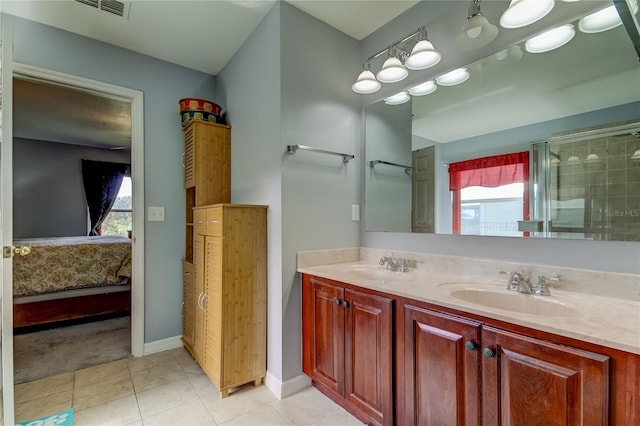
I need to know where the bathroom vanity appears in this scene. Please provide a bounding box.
[299,248,639,426]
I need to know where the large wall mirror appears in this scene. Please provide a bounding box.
[365,1,640,241]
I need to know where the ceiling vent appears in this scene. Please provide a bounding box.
[75,0,130,18]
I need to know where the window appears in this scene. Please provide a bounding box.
[101,176,132,236]
[449,152,529,237]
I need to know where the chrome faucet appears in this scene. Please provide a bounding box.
[379,256,409,272]
[500,271,556,296]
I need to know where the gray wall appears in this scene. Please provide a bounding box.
[217,2,361,384]
[365,100,412,232]
[10,15,217,342]
[13,137,130,238]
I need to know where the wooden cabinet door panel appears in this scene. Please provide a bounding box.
[482,326,610,426]
[302,277,345,396]
[404,305,481,426]
[203,236,223,386]
[344,289,393,426]
[193,235,205,363]
[182,261,195,350]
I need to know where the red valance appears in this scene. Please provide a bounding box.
[449,151,529,191]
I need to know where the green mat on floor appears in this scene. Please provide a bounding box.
[16,408,74,426]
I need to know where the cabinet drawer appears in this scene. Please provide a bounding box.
[206,208,223,236]
[194,209,207,235]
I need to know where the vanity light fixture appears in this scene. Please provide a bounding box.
[376,46,409,83]
[525,24,575,53]
[405,27,441,70]
[436,68,470,86]
[352,62,382,94]
[456,0,499,50]
[384,91,411,105]
[631,149,640,161]
[409,80,437,96]
[500,0,555,29]
[351,26,441,94]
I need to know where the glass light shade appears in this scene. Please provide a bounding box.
[500,0,555,28]
[409,80,437,96]
[376,57,408,83]
[456,14,499,50]
[405,40,441,70]
[384,91,410,105]
[631,149,640,161]
[352,70,381,94]
[579,5,623,33]
[567,155,581,163]
[436,68,470,86]
[584,153,601,164]
[525,24,575,53]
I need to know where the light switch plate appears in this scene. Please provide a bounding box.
[352,204,360,222]
[148,206,165,221]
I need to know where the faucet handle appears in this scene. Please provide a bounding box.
[533,275,558,296]
[500,271,522,291]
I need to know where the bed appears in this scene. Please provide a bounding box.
[12,235,132,329]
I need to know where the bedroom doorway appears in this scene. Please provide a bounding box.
[9,65,145,384]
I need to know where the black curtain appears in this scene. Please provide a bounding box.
[82,159,130,236]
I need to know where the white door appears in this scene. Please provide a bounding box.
[412,146,435,233]
[0,14,15,426]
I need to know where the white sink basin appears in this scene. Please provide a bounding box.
[342,265,414,281]
[436,282,582,318]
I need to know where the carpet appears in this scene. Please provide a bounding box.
[14,316,131,384]
[16,408,74,426]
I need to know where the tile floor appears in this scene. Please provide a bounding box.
[14,347,363,425]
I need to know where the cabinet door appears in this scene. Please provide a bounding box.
[403,305,481,426]
[203,235,223,387]
[182,261,195,351]
[302,276,345,397]
[482,326,610,426]
[344,289,394,426]
[193,234,206,363]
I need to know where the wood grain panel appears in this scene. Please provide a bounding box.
[482,326,610,426]
[190,122,230,206]
[181,260,195,351]
[193,234,205,365]
[345,289,394,426]
[403,305,481,426]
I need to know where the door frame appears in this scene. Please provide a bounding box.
[12,63,145,356]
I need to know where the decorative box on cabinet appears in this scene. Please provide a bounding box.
[302,274,394,426]
[402,304,610,426]
[193,204,267,398]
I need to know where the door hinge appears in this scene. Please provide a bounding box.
[3,246,12,258]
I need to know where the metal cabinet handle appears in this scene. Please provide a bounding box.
[341,300,349,308]
[201,293,208,311]
[209,220,219,224]
[180,302,185,313]
[335,299,341,305]
[197,292,205,311]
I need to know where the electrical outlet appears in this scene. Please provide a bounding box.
[352,204,360,222]
[148,206,165,221]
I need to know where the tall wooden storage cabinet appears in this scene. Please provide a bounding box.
[181,120,267,398]
[193,204,267,398]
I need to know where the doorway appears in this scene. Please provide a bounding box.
[10,64,145,382]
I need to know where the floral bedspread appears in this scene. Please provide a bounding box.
[13,236,132,297]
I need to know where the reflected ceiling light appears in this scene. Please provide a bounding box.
[405,27,441,70]
[384,91,411,105]
[584,153,601,164]
[525,24,575,53]
[376,46,409,83]
[351,62,381,94]
[436,68,470,86]
[456,0,499,50]
[578,5,625,33]
[409,80,437,96]
[631,149,640,161]
[500,0,555,28]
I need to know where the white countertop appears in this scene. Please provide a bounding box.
[297,248,640,356]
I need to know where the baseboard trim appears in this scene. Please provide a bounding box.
[265,371,311,400]
[143,335,183,356]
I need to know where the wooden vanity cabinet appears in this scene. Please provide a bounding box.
[402,304,610,426]
[403,305,482,426]
[302,275,394,426]
[481,326,609,425]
